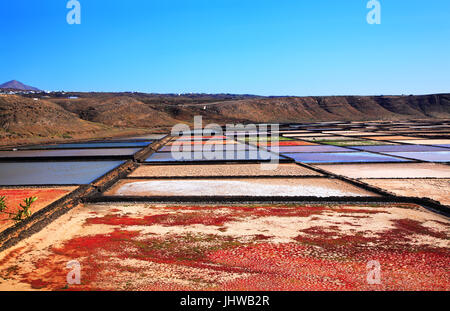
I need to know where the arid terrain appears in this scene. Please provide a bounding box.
[0,119,449,291]
[1,92,449,147]
[1,202,448,291]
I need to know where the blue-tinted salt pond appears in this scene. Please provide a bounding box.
[16,142,152,150]
[158,143,257,152]
[0,148,141,159]
[283,152,410,164]
[270,145,353,153]
[350,145,449,152]
[146,150,284,162]
[0,161,125,185]
[383,151,450,162]
[113,134,166,140]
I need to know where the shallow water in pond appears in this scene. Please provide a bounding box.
[283,152,410,163]
[383,151,450,162]
[350,145,449,152]
[0,148,141,158]
[272,145,353,153]
[0,161,125,185]
[16,142,151,150]
[145,150,283,162]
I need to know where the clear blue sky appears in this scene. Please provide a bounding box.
[1,0,449,96]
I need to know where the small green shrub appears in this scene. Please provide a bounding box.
[0,196,37,223]
[0,196,7,213]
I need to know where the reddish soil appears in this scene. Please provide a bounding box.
[0,203,448,291]
[0,187,76,230]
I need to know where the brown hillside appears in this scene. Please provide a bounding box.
[47,93,450,127]
[52,96,180,128]
[1,92,449,146]
[0,95,132,146]
[212,95,450,123]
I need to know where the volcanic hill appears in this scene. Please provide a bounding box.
[1,91,449,146]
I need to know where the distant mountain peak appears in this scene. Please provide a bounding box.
[0,80,41,91]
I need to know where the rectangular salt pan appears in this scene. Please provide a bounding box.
[130,163,322,177]
[283,152,410,164]
[146,150,283,162]
[281,133,329,137]
[241,136,294,142]
[365,136,420,141]
[158,143,257,152]
[104,178,378,197]
[175,136,227,141]
[271,145,353,153]
[361,179,450,206]
[167,140,238,145]
[350,145,449,152]
[251,141,318,146]
[322,140,395,146]
[301,136,356,142]
[382,151,450,162]
[0,148,141,159]
[0,161,125,186]
[17,142,152,150]
[315,163,450,179]
[393,139,450,145]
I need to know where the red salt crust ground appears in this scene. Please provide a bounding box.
[0,187,77,231]
[0,203,448,291]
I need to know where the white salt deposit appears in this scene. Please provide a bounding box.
[110,179,374,197]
